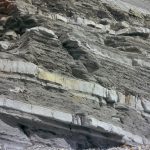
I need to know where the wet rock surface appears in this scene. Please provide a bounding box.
[0,0,150,149]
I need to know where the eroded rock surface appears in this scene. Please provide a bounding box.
[0,0,150,149]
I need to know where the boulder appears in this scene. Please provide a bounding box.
[0,41,10,50]
[4,30,18,40]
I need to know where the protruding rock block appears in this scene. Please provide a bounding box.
[125,94,136,108]
[86,117,145,145]
[47,13,68,23]
[106,90,118,103]
[52,110,72,123]
[56,14,68,23]
[4,30,17,40]
[0,59,38,75]
[142,99,150,114]
[0,41,10,49]
[27,26,58,39]
[118,93,144,111]
[135,97,144,111]
[0,97,148,146]
[93,83,107,98]
[0,97,73,123]
[118,92,126,104]
[116,27,150,37]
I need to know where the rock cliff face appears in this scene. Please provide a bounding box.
[0,0,150,149]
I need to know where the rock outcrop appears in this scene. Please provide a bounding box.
[0,0,150,149]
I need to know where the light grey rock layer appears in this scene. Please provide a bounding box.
[0,58,147,112]
[0,97,149,147]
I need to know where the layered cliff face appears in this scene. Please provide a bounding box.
[0,0,150,149]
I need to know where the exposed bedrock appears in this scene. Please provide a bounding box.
[0,0,150,149]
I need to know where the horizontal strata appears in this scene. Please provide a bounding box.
[42,13,150,38]
[0,97,149,145]
[0,58,150,114]
[102,0,150,15]
[26,25,150,70]
[4,21,150,70]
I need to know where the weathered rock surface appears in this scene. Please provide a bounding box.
[0,0,150,149]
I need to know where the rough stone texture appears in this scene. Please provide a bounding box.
[0,0,150,149]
